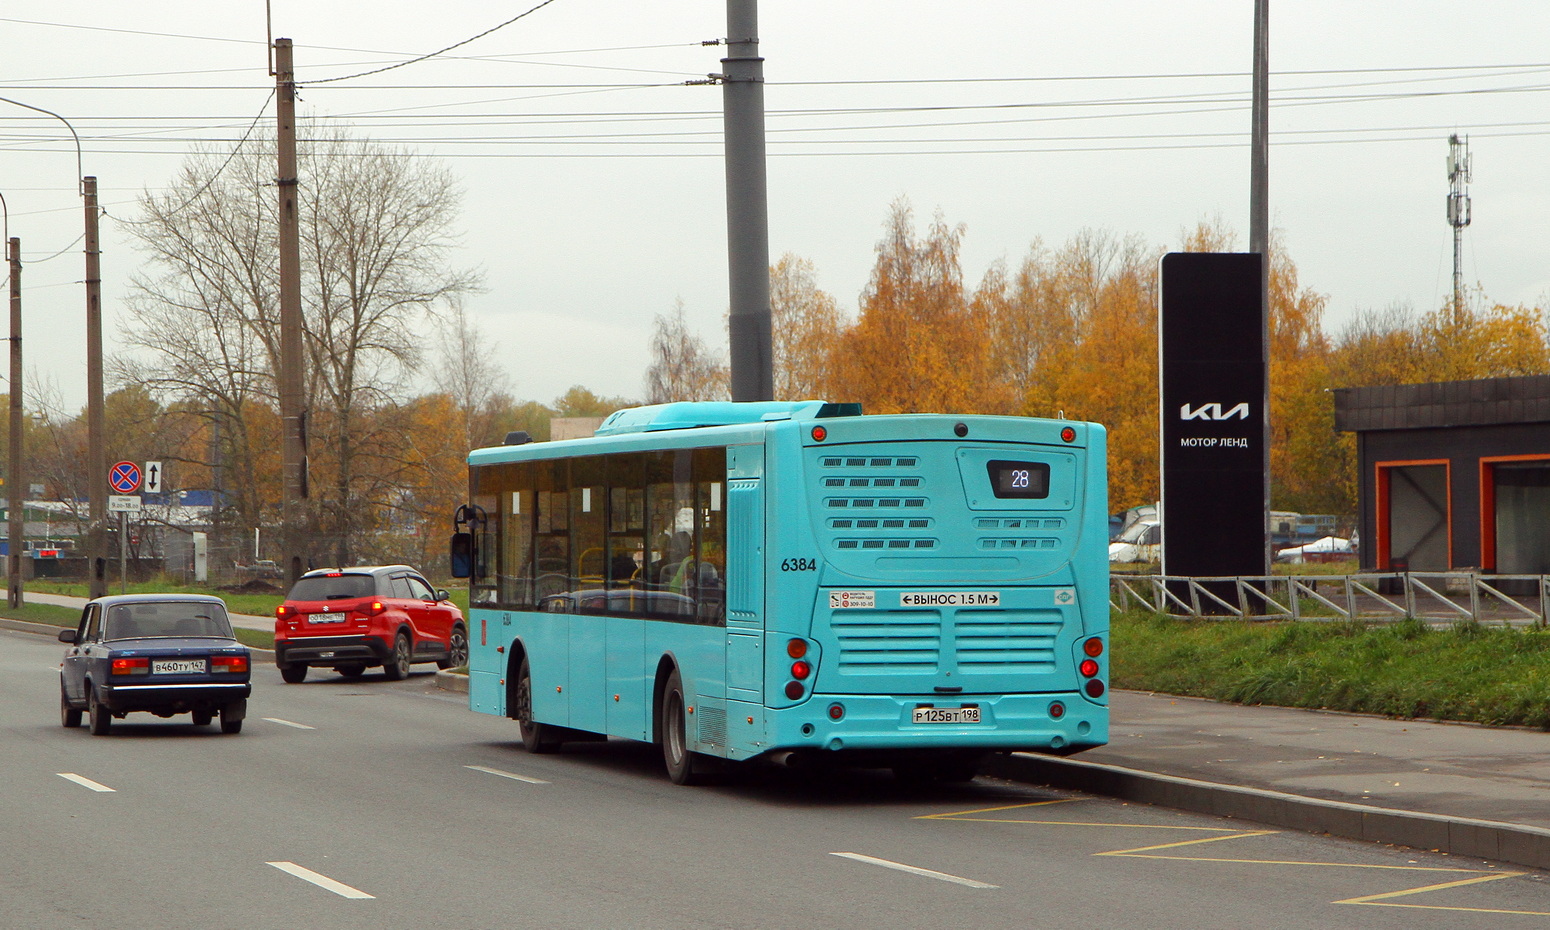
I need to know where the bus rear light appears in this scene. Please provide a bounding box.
[790,660,811,680]
[1085,680,1106,698]
[811,426,827,442]
[1083,637,1104,657]
[111,657,150,676]
[786,638,808,659]
[828,703,845,720]
[1061,426,1076,443]
[1079,659,1099,678]
[784,681,805,700]
[1048,701,1065,719]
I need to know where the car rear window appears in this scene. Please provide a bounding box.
[103,602,234,640]
[287,574,376,601]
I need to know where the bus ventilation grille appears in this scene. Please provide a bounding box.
[696,706,727,748]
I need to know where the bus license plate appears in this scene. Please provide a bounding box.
[913,706,980,725]
[153,659,207,675]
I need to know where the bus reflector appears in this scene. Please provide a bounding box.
[1085,680,1106,698]
[1083,637,1104,657]
[786,638,808,659]
[1049,701,1065,719]
[828,703,845,720]
[784,681,804,700]
[791,661,811,680]
[1080,659,1099,678]
[811,426,827,442]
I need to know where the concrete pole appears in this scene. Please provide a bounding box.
[84,177,107,599]
[275,38,308,584]
[1250,0,1271,574]
[8,236,22,607]
[722,0,774,402]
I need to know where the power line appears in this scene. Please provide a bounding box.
[303,0,567,85]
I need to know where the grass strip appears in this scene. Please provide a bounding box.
[1112,608,1550,729]
[0,599,275,650]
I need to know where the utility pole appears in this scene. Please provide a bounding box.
[84,177,106,599]
[274,38,308,583]
[1447,133,1472,326]
[8,236,21,608]
[1249,0,1271,574]
[721,0,773,402]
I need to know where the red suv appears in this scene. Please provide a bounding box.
[274,565,466,683]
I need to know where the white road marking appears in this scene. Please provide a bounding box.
[262,717,316,730]
[830,852,998,889]
[464,764,549,785]
[266,861,375,899]
[58,773,115,793]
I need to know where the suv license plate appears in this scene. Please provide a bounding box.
[308,616,346,624]
[153,659,207,675]
[913,706,980,725]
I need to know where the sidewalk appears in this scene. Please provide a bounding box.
[22,591,274,632]
[988,689,1550,872]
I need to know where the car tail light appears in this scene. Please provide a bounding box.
[212,655,249,674]
[111,657,149,676]
[1083,637,1104,657]
[358,601,386,617]
[1080,659,1099,678]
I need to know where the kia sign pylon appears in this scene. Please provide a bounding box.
[1159,252,1267,581]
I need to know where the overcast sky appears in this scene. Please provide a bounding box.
[3,1,1548,416]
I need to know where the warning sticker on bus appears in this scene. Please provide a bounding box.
[829,590,876,609]
[899,591,1001,607]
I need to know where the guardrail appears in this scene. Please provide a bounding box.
[1109,571,1550,627]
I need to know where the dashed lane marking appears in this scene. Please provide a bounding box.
[57,773,114,793]
[830,852,998,889]
[266,862,375,899]
[262,717,316,730]
[465,764,549,785]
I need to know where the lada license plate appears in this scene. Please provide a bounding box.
[153,658,207,675]
[913,706,980,725]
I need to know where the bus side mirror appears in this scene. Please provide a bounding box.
[450,532,473,579]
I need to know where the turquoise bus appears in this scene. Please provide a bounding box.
[452,401,1108,784]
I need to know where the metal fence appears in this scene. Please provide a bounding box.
[1110,572,1550,628]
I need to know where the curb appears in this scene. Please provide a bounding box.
[984,752,1550,873]
[0,616,276,659]
[435,669,469,694]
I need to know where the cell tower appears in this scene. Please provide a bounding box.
[1446,134,1472,324]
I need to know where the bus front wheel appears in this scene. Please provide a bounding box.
[516,656,562,754]
[660,669,704,786]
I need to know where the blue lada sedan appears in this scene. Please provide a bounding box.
[59,594,252,735]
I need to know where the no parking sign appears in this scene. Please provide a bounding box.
[109,461,141,494]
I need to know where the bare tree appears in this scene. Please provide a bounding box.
[120,123,482,567]
[643,299,728,404]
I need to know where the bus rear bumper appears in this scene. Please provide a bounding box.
[765,691,1107,755]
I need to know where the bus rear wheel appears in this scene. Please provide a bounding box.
[516,656,562,754]
[660,669,704,786]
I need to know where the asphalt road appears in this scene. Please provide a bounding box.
[5,628,1550,930]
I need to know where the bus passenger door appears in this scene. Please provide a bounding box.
[725,443,765,701]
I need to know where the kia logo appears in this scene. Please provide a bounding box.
[1180,402,1250,421]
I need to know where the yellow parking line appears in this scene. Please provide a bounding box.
[916,799,1076,820]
